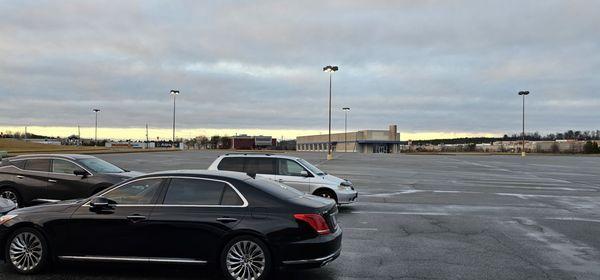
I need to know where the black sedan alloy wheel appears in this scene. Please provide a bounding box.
[222,236,271,280]
[6,228,48,274]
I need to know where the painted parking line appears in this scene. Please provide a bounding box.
[544,217,600,223]
[351,211,450,216]
[343,227,379,231]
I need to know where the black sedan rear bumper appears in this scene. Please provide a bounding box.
[277,228,342,268]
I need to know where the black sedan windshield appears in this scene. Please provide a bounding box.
[79,158,125,174]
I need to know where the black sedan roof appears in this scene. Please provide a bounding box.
[9,154,98,161]
[142,169,253,181]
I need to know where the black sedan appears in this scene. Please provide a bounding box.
[0,154,143,207]
[0,170,342,280]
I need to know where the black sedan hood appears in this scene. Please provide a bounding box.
[104,171,145,182]
[10,199,82,215]
[120,171,145,178]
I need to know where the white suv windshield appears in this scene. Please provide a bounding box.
[297,159,326,176]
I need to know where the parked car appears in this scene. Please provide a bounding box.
[0,154,143,207]
[0,170,342,280]
[208,154,358,205]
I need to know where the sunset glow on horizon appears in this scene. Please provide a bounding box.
[0,126,502,141]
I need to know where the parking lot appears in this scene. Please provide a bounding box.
[2,151,600,279]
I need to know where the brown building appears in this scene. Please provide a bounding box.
[232,135,276,150]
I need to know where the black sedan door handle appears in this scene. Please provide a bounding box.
[217,217,238,223]
[16,175,24,179]
[48,179,57,183]
[127,215,147,222]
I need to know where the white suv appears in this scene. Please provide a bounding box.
[208,154,358,205]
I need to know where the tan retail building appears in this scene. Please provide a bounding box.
[296,125,403,153]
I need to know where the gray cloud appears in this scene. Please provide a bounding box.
[1,0,599,135]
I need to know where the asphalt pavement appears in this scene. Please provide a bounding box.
[2,151,600,279]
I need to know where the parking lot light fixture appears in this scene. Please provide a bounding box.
[323,65,339,160]
[342,107,350,152]
[518,90,530,157]
[92,109,100,146]
[170,90,179,149]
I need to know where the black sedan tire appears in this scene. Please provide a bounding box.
[5,227,49,274]
[221,236,271,280]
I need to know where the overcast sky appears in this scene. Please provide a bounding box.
[1,0,598,139]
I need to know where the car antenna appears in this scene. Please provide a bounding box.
[246,172,256,179]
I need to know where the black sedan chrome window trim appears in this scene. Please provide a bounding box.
[7,157,95,177]
[87,176,249,208]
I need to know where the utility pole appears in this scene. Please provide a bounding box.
[24,126,27,141]
[146,123,149,149]
[77,125,81,146]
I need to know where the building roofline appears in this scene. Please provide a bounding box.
[296,129,398,138]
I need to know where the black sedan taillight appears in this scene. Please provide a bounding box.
[294,214,331,235]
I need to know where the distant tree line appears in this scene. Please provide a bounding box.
[185,135,233,149]
[412,130,600,146]
[583,141,600,154]
[412,137,500,145]
[0,131,54,139]
[502,130,600,141]
[185,136,294,150]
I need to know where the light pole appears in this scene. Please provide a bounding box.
[145,123,149,149]
[342,107,350,152]
[170,90,179,149]
[518,91,530,157]
[93,109,100,146]
[323,65,338,160]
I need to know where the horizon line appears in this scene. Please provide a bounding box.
[0,125,508,141]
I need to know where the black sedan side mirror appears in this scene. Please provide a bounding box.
[89,197,117,213]
[73,169,90,178]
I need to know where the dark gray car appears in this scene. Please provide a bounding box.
[0,154,143,207]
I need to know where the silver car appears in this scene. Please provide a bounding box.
[208,154,358,205]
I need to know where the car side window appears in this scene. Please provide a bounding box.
[278,159,307,177]
[163,178,243,206]
[24,159,50,172]
[9,160,26,169]
[52,159,81,175]
[103,179,163,205]
[218,157,244,172]
[245,158,276,175]
[221,185,244,206]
